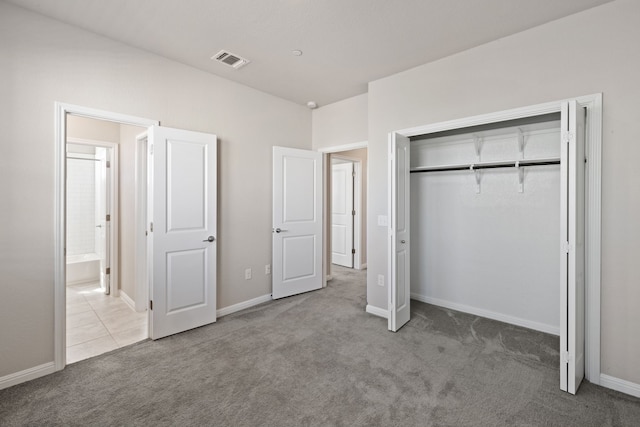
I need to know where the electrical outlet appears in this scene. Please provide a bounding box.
[377,274,384,287]
[245,268,252,280]
[265,264,271,275]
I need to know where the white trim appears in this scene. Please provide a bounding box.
[55,102,158,373]
[583,93,602,385]
[392,93,602,384]
[134,132,149,313]
[119,290,136,311]
[325,275,333,281]
[317,141,368,153]
[360,263,367,270]
[0,362,56,391]
[366,304,388,319]
[599,374,640,399]
[411,293,559,336]
[216,294,273,318]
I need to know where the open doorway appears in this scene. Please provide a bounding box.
[65,115,148,363]
[322,145,368,280]
[55,103,219,370]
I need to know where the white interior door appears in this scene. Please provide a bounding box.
[94,147,110,295]
[331,161,354,268]
[560,100,586,394]
[149,126,217,340]
[272,146,323,299]
[389,132,411,332]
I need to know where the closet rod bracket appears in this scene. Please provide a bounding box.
[470,164,481,194]
[515,161,524,193]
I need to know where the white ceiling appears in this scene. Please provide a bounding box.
[6,0,611,107]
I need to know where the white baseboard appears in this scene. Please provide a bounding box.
[366,304,388,319]
[216,294,272,318]
[600,374,640,399]
[410,293,560,336]
[0,362,56,391]
[119,290,136,311]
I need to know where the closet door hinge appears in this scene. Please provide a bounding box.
[149,144,154,155]
[352,210,356,216]
[149,300,153,310]
[106,160,111,168]
[562,132,573,144]
[352,249,356,254]
[150,222,153,232]
[563,241,571,254]
[561,352,572,363]
[105,267,110,275]
[106,214,110,222]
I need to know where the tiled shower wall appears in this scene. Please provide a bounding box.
[67,157,96,256]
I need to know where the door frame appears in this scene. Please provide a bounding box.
[318,141,368,281]
[54,102,158,371]
[65,137,119,296]
[330,155,363,270]
[389,93,602,385]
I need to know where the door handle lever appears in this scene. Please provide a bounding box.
[203,236,215,242]
[274,228,288,233]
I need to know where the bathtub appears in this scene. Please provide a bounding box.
[66,253,101,286]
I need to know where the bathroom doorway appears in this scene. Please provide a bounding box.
[65,115,148,363]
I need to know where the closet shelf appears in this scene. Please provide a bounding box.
[410,157,560,174]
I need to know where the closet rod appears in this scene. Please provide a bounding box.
[410,157,560,174]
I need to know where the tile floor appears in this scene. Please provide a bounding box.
[66,282,148,364]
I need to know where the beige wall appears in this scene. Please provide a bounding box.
[67,115,120,142]
[312,94,368,150]
[0,2,310,378]
[367,0,640,384]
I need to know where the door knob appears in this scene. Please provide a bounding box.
[203,236,215,242]
[274,228,288,233]
[401,240,406,244]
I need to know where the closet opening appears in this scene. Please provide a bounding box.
[409,113,562,336]
[388,95,602,395]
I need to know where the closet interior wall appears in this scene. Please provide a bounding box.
[409,115,562,335]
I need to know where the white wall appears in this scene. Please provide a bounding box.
[367,0,640,385]
[312,94,368,150]
[0,2,310,379]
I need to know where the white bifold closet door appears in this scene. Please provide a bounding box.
[389,132,411,332]
[560,100,586,395]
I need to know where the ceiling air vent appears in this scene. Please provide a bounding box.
[212,50,250,69]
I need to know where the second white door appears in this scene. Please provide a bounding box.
[331,161,354,268]
[272,146,323,299]
[149,126,217,340]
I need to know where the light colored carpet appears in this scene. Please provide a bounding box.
[1,266,639,426]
